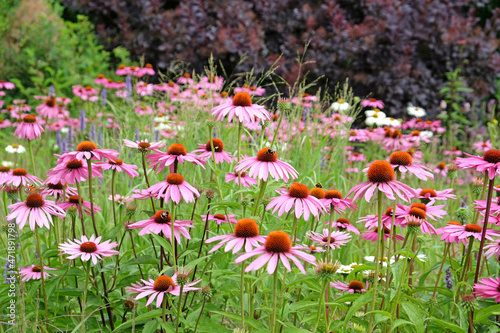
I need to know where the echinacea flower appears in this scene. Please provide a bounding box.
[57,141,118,163]
[210,92,271,123]
[139,173,200,203]
[456,149,500,179]
[59,234,119,265]
[473,277,500,302]
[434,162,448,177]
[357,207,395,229]
[46,159,103,184]
[128,210,194,243]
[14,115,44,140]
[235,231,316,274]
[436,221,466,244]
[205,218,266,254]
[235,148,298,182]
[7,194,66,230]
[307,229,351,249]
[415,188,456,204]
[225,171,258,187]
[200,213,237,225]
[320,190,358,214]
[0,80,15,89]
[361,226,404,242]
[58,196,102,218]
[331,280,368,293]
[40,181,78,200]
[484,239,500,259]
[192,138,233,164]
[146,143,204,173]
[361,98,384,109]
[388,151,433,180]
[95,159,139,178]
[395,202,447,223]
[330,218,360,234]
[123,139,165,152]
[347,160,417,202]
[108,194,134,205]
[439,223,498,243]
[473,140,492,153]
[131,274,201,308]
[0,168,42,187]
[266,182,326,221]
[19,265,56,281]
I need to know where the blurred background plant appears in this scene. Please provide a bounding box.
[0,0,129,105]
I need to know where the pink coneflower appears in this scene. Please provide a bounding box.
[59,234,119,264]
[436,221,465,244]
[128,210,194,242]
[225,171,258,187]
[147,143,204,174]
[235,231,316,274]
[205,218,266,254]
[348,152,366,162]
[123,138,165,152]
[320,190,358,214]
[108,194,134,205]
[234,85,266,96]
[484,240,500,259]
[456,149,500,179]
[0,167,11,179]
[40,181,78,200]
[140,173,200,203]
[347,160,417,202]
[434,162,448,177]
[348,129,369,142]
[266,182,326,221]
[357,208,394,229]
[395,202,447,223]
[192,138,233,164]
[200,213,237,225]
[72,86,98,102]
[0,168,42,187]
[7,193,66,230]
[95,159,139,178]
[440,223,498,243]
[473,140,492,153]
[296,244,326,253]
[361,98,384,109]
[382,129,411,151]
[307,229,351,249]
[330,218,360,234]
[14,115,44,140]
[0,80,15,89]
[473,277,500,302]
[210,92,271,123]
[131,274,201,308]
[19,265,56,281]
[142,64,155,76]
[362,227,404,242]
[177,73,194,85]
[36,97,59,119]
[388,151,433,180]
[444,147,462,157]
[57,141,118,163]
[474,198,500,215]
[415,188,456,203]
[331,280,368,293]
[235,148,298,182]
[0,118,12,128]
[46,159,102,184]
[94,74,107,85]
[58,195,102,217]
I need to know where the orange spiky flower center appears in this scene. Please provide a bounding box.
[348,280,364,292]
[256,148,277,162]
[0,167,10,173]
[337,218,350,225]
[206,139,224,152]
[411,203,427,212]
[69,196,83,204]
[166,173,184,185]
[367,160,395,183]
[47,182,64,190]
[76,141,97,152]
[109,159,123,165]
[389,151,412,166]
[23,115,37,123]
[325,190,342,199]
[12,168,28,176]
[419,188,437,197]
[483,149,500,164]
[26,194,44,208]
[168,143,187,156]
[66,159,83,169]
[310,187,326,199]
[288,183,310,199]
[153,210,171,223]
[409,207,426,220]
[234,218,259,238]
[464,224,482,233]
[437,162,446,170]
[232,92,252,107]
[154,275,175,291]
[265,231,292,253]
[32,266,42,272]
[79,242,97,253]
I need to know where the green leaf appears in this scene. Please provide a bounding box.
[402,302,424,333]
[210,310,264,329]
[282,328,311,333]
[342,292,371,333]
[475,304,500,323]
[113,309,164,332]
[429,317,466,333]
[142,319,159,333]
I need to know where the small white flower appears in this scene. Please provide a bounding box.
[364,110,386,119]
[364,256,395,267]
[420,130,433,138]
[407,104,426,117]
[2,161,14,167]
[331,99,350,112]
[60,127,69,134]
[383,117,402,127]
[5,144,26,154]
[365,116,386,127]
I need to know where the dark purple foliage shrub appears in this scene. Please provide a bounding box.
[64,0,500,117]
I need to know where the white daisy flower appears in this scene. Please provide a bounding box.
[407,104,426,117]
[5,144,26,154]
[331,99,350,112]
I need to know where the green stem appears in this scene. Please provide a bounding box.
[162,295,167,332]
[271,269,279,333]
[171,201,177,269]
[28,140,36,174]
[81,260,92,331]
[291,214,299,246]
[313,280,328,332]
[34,227,49,322]
[86,160,99,235]
[368,190,383,332]
[326,209,334,261]
[253,179,268,216]
[175,285,184,333]
[240,247,246,329]
[74,181,86,234]
[111,169,117,227]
